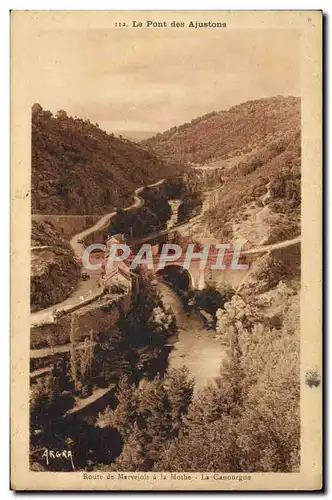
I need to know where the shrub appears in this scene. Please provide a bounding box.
[193,284,234,317]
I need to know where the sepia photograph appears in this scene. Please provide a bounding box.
[10,10,322,490]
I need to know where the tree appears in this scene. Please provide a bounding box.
[32,103,43,115]
[124,269,165,334]
[98,368,194,471]
[111,424,146,471]
[56,109,68,119]
[97,376,139,440]
[155,415,237,472]
[136,376,171,465]
[30,373,74,432]
[177,191,203,223]
[30,374,59,425]
[163,367,194,435]
[193,284,234,319]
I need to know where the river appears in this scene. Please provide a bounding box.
[158,282,225,391]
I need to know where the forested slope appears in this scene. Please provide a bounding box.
[32,104,183,215]
[143,96,300,165]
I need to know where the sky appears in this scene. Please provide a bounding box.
[29,28,300,137]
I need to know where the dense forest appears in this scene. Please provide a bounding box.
[31,104,184,215]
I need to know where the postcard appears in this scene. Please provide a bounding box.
[11,10,322,490]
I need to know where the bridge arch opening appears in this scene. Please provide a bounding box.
[156,264,194,293]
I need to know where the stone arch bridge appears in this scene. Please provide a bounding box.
[125,236,301,292]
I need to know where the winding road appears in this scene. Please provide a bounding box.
[70,178,165,255]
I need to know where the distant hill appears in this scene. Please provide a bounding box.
[120,131,157,142]
[31,105,182,215]
[142,96,300,165]
[142,96,301,245]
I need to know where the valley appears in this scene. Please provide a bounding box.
[30,96,301,474]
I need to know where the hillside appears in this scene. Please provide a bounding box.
[142,96,300,165]
[31,220,80,312]
[31,104,182,215]
[206,126,301,244]
[145,96,301,245]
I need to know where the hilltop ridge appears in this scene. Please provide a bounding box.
[142,96,300,165]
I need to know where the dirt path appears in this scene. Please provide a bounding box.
[30,340,97,359]
[241,236,301,255]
